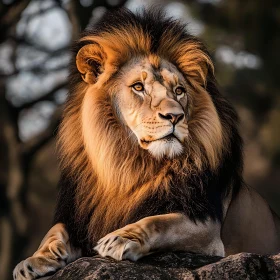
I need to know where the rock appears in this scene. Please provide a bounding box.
[49,252,280,279]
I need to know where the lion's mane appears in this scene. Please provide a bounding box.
[54,9,243,255]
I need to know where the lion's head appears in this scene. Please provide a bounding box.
[57,9,242,247]
[75,13,224,167]
[80,52,192,159]
[104,57,189,159]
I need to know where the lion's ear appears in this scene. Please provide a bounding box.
[76,43,106,84]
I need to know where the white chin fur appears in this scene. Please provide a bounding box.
[148,138,183,159]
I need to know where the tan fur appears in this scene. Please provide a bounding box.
[148,54,161,69]
[187,84,225,170]
[95,213,224,261]
[13,224,81,280]
[60,24,226,243]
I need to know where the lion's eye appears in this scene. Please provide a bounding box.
[132,82,144,92]
[174,86,186,96]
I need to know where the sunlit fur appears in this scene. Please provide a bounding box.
[55,9,243,255]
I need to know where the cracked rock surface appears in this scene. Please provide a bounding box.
[48,252,280,279]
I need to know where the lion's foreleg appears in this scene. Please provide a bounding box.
[95,213,224,261]
[13,223,81,280]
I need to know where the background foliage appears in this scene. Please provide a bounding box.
[0,0,279,279]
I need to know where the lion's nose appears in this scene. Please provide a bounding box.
[158,113,185,125]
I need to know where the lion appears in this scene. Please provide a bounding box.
[13,8,280,280]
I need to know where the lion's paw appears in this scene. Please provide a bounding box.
[13,259,37,280]
[94,231,149,261]
[48,240,69,261]
[13,241,68,280]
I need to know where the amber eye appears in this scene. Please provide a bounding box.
[132,82,144,92]
[175,86,186,96]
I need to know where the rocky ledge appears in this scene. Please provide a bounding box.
[49,252,280,279]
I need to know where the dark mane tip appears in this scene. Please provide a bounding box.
[84,7,193,53]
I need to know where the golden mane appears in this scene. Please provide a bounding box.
[58,9,230,242]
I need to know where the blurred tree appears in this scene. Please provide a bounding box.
[0,1,127,279]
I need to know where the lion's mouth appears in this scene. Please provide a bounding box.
[140,134,179,149]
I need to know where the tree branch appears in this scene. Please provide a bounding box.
[17,82,68,111]
[22,107,62,159]
[0,0,32,42]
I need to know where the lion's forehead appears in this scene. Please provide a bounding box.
[150,81,167,100]
[122,57,184,91]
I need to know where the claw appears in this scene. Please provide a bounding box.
[95,230,149,262]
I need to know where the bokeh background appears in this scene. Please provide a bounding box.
[0,0,279,279]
